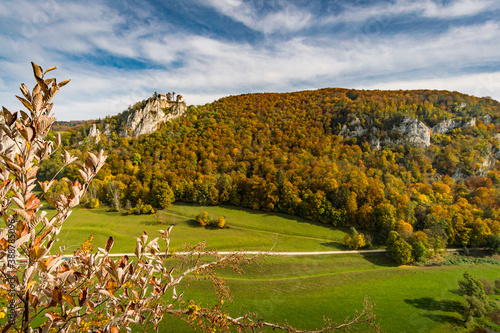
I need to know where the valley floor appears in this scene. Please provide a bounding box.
[59,203,500,332]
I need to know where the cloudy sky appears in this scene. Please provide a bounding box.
[1,0,500,120]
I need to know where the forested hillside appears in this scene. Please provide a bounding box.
[43,88,500,252]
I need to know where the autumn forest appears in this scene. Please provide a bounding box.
[43,88,500,264]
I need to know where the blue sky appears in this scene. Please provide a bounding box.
[1,0,500,120]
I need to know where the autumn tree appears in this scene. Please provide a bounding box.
[343,227,366,250]
[150,179,175,209]
[196,211,211,227]
[458,272,491,323]
[386,231,413,265]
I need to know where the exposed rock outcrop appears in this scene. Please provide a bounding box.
[432,115,492,134]
[432,119,461,134]
[339,116,367,139]
[102,124,111,138]
[393,116,431,148]
[124,98,186,137]
[463,117,476,129]
[340,115,431,148]
[339,124,366,138]
[88,124,101,143]
[483,114,493,125]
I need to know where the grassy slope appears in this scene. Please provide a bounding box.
[54,203,500,332]
[54,203,347,254]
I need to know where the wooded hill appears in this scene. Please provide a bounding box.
[44,88,500,251]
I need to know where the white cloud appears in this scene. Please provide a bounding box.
[1,0,500,120]
[421,0,496,18]
[324,0,498,25]
[201,0,313,34]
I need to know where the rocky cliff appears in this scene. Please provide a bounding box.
[89,96,187,140]
[393,116,431,148]
[124,98,186,137]
[339,114,494,150]
[88,123,101,143]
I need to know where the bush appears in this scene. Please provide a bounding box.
[391,238,413,265]
[411,241,427,263]
[196,211,211,226]
[343,227,366,250]
[386,231,413,265]
[142,203,155,214]
[485,234,500,254]
[216,216,226,229]
[87,198,100,209]
[127,200,155,215]
[195,212,226,229]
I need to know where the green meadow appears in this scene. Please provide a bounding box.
[54,203,500,332]
[53,203,348,254]
[158,255,500,333]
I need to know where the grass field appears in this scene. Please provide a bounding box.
[159,256,500,333]
[53,202,348,254]
[50,203,500,332]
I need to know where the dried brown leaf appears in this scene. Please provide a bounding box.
[20,83,32,101]
[105,236,114,252]
[52,286,62,304]
[16,95,34,112]
[32,92,43,113]
[44,66,58,74]
[62,294,76,307]
[79,288,87,306]
[106,279,118,295]
[32,62,43,78]
[57,79,70,88]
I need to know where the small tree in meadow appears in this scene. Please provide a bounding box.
[216,216,226,229]
[458,272,491,323]
[386,231,413,265]
[343,227,366,250]
[196,211,211,227]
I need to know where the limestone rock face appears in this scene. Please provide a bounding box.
[432,116,492,134]
[432,119,461,134]
[393,116,431,148]
[482,114,493,125]
[339,117,366,138]
[102,124,111,138]
[125,98,186,137]
[340,124,366,138]
[88,124,101,143]
[463,117,476,129]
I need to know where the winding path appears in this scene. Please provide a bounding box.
[58,248,473,258]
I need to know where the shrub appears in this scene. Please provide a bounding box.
[87,198,100,209]
[217,216,226,228]
[127,200,155,215]
[196,211,211,226]
[485,234,500,254]
[386,231,413,265]
[343,227,366,250]
[411,241,427,263]
[391,238,413,265]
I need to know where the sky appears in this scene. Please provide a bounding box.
[1,0,500,121]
